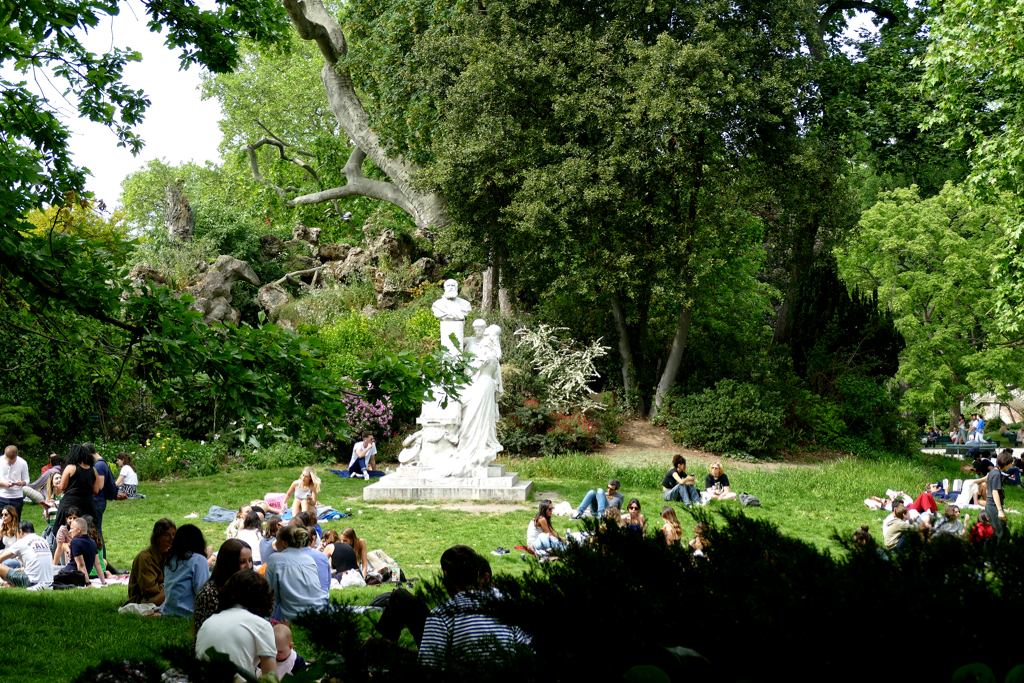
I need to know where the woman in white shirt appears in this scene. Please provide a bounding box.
[284,467,320,517]
[115,453,139,497]
[234,511,265,564]
[195,569,276,679]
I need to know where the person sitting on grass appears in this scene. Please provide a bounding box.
[284,467,321,518]
[225,505,252,540]
[704,461,739,502]
[418,545,532,669]
[51,506,81,567]
[0,521,53,588]
[303,526,331,592]
[997,448,1024,489]
[272,622,307,679]
[661,506,683,546]
[970,512,995,546]
[321,529,356,579]
[235,511,264,565]
[907,484,939,524]
[260,515,283,565]
[127,518,176,605]
[264,525,328,621]
[160,524,211,617]
[349,432,378,480]
[83,515,114,579]
[339,527,368,578]
[931,504,968,538]
[193,538,253,637]
[527,500,566,553]
[195,569,277,680]
[663,455,700,506]
[60,517,106,585]
[689,522,710,557]
[1,504,19,553]
[571,478,624,520]
[621,499,647,535]
[882,504,913,550]
[115,452,138,498]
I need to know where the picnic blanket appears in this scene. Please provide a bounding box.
[202,505,238,523]
[326,468,386,479]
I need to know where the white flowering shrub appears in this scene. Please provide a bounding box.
[514,325,610,412]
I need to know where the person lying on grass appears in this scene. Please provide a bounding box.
[127,518,175,606]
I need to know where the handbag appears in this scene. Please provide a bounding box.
[738,492,761,507]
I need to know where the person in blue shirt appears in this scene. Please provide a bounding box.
[301,525,331,592]
[161,524,211,617]
[265,525,328,620]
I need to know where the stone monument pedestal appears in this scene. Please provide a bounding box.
[363,463,532,502]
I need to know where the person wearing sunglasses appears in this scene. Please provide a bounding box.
[621,499,647,535]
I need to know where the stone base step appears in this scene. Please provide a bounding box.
[391,464,507,479]
[363,477,533,502]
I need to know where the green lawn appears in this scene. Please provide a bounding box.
[4,451,1019,683]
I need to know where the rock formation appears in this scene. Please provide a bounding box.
[165,182,194,242]
[183,255,260,326]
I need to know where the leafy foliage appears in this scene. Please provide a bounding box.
[513,325,609,413]
[0,405,49,451]
[655,379,785,458]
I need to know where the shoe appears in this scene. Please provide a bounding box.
[490,547,510,556]
[570,513,582,520]
[363,471,370,481]
[520,553,527,562]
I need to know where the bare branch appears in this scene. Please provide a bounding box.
[272,265,326,289]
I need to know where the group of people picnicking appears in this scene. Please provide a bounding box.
[523,455,734,559]
[862,448,1022,552]
[0,443,140,590]
[923,412,1021,447]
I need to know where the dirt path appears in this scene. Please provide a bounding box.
[597,419,838,471]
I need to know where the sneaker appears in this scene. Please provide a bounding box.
[570,513,582,520]
[363,471,370,481]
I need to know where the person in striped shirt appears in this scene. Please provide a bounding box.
[417,545,531,669]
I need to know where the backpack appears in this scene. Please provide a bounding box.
[100,460,119,501]
[738,492,761,507]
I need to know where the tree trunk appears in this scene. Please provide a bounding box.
[648,304,693,420]
[281,0,448,229]
[610,295,636,399]
[497,254,513,316]
[165,182,194,242]
[482,266,496,312]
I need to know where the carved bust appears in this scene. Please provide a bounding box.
[431,279,473,321]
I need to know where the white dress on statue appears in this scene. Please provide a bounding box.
[447,343,504,475]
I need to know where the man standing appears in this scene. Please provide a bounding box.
[418,545,531,669]
[572,479,624,520]
[0,521,54,588]
[0,445,29,518]
[85,442,116,557]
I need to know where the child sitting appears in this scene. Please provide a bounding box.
[273,622,306,678]
[969,512,995,545]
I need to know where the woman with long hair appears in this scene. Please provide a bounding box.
[321,529,356,579]
[53,444,101,532]
[193,538,253,636]
[264,526,328,620]
[127,518,176,605]
[160,524,211,617]
[115,452,138,497]
[195,570,277,678]
[0,505,19,550]
[621,498,647,535]
[284,467,321,517]
[260,515,283,564]
[527,499,566,552]
[660,506,683,546]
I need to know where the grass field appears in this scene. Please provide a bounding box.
[3,449,1020,683]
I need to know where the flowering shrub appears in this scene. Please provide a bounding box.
[514,325,610,412]
[314,380,394,460]
[118,431,228,480]
[498,399,604,456]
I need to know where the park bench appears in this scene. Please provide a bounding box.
[943,443,996,457]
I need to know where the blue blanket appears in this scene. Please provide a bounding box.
[326,468,386,479]
[202,505,238,523]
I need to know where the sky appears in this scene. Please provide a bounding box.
[60,0,223,210]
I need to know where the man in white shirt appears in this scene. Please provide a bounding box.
[0,445,29,518]
[0,521,54,588]
[348,432,377,481]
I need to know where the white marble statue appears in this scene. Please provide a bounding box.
[446,325,504,475]
[431,279,473,321]
[463,318,487,356]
